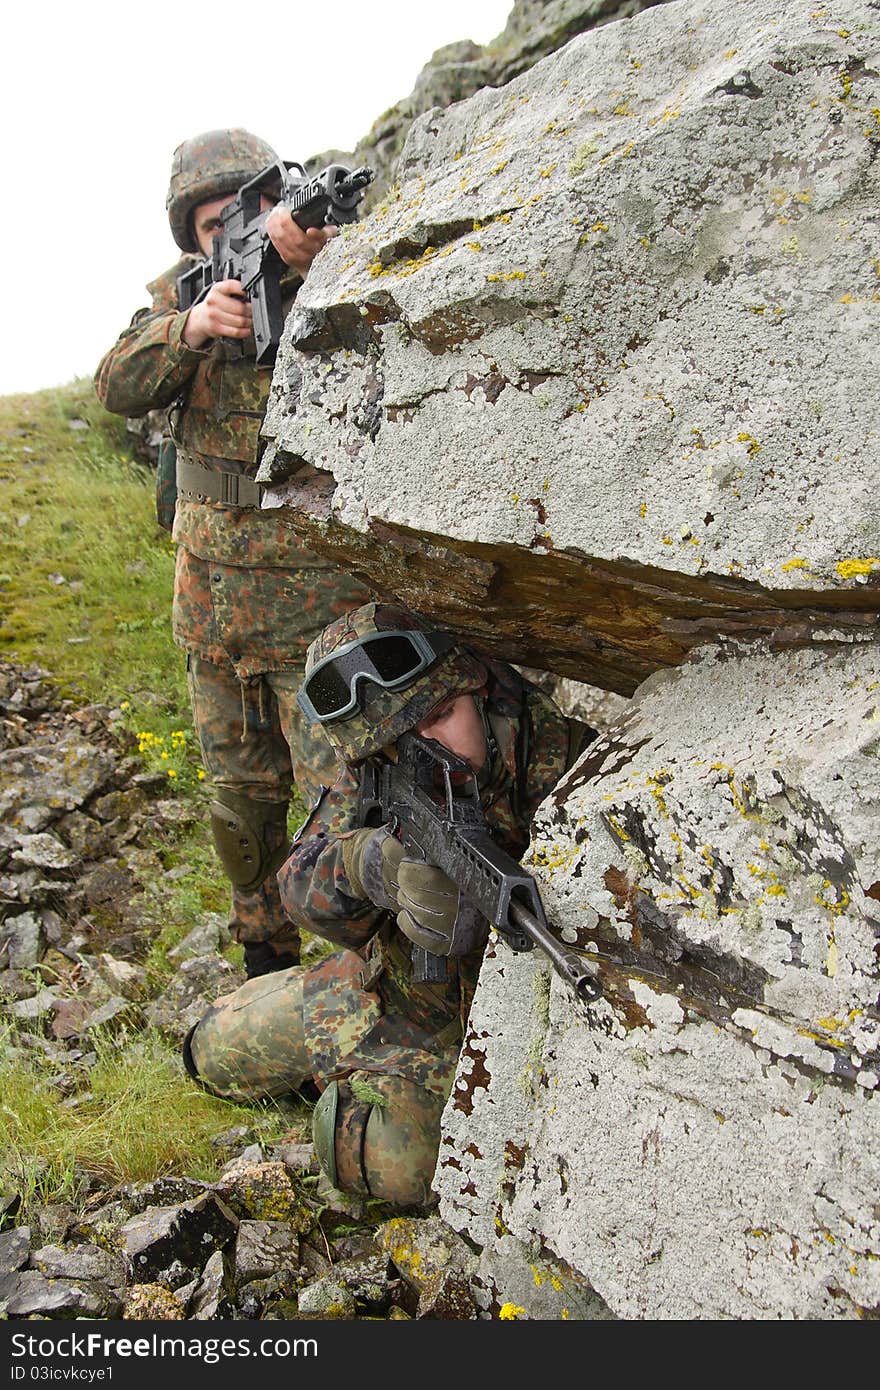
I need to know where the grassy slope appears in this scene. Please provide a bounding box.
[0,382,184,712]
[0,381,307,1215]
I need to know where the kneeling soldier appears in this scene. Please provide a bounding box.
[184,601,596,1205]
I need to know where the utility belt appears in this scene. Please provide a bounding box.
[175,451,264,509]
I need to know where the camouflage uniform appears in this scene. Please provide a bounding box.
[94,130,369,965]
[188,603,595,1204]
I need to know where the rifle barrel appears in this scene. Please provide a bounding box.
[508,901,600,1000]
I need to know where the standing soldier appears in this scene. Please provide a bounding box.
[184,602,597,1205]
[95,129,370,979]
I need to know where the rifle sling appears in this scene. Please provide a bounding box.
[176,452,263,509]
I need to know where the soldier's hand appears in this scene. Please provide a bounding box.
[341,826,405,911]
[266,205,338,277]
[183,280,252,348]
[396,859,490,959]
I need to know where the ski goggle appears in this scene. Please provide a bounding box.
[297,629,456,724]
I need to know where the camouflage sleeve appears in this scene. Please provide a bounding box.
[94,260,209,418]
[277,767,388,952]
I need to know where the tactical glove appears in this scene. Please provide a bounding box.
[342,827,405,911]
[396,859,490,958]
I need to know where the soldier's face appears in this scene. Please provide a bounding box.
[416,694,487,774]
[192,193,277,257]
[192,195,237,257]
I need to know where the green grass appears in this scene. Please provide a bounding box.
[0,1025,303,1216]
[0,380,185,718]
[0,379,315,1223]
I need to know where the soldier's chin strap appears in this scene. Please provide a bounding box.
[476,695,498,792]
[478,697,522,811]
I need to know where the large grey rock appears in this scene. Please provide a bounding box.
[436,639,880,1319]
[261,0,880,688]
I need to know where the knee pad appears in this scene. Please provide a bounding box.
[210,792,289,893]
[312,1073,444,1206]
[185,967,308,1101]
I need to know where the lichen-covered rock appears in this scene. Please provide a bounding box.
[124,1282,188,1319]
[378,1215,479,1318]
[1,911,42,969]
[0,736,115,827]
[436,640,880,1319]
[211,1160,315,1232]
[31,1241,128,1293]
[166,913,231,962]
[95,952,148,1001]
[295,1276,358,1319]
[0,1268,121,1318]
[188,1249,234,1320]
[261,0,880,688]
[10,832,77,871]
[233,1219,301,1285]
[338,0,667,212]
[0,1226,30,1277]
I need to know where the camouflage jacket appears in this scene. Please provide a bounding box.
[277,657,594,1041]
[94,257,327,573]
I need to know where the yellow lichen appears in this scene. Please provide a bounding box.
[736,432,762,457]
[499,1303,526,1320]
[835,557,880,579]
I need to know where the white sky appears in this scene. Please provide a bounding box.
[1,1,513,397]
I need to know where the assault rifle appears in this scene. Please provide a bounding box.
[358,732,600,999]
[177,160,374,366]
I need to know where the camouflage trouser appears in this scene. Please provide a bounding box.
[187,653,340,949]
[186,949,458,1206]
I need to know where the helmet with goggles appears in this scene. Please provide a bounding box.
[298,602,487,763]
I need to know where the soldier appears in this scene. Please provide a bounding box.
[184,601,597,1205]
[95,129,370,980]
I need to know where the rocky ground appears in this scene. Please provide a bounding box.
[0,660,485,1321]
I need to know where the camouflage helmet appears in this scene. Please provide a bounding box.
[166,128,280,252]
[300,602,488,764]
